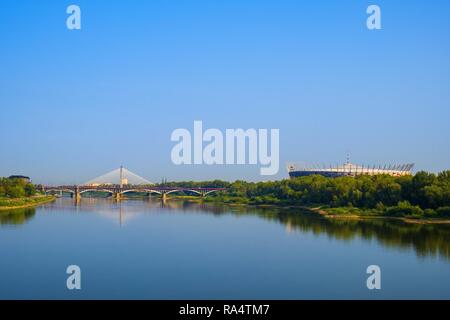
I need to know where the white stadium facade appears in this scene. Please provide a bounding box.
[287,162,414,178]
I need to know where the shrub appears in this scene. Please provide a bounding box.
[436,207,450,217]
[385,201,424,217]
[424,208,438,218]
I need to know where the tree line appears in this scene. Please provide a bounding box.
[0,177,36,198]
[159,171,450,218]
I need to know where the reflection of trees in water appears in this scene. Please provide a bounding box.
[169,203,450,260]
[0,208,36,225]
[234,208,450,260]
[2,198,449,260]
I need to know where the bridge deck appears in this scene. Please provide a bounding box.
[40,185,226,197]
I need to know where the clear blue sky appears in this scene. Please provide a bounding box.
[1,0,449,184]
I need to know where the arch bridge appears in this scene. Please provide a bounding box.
[40,185,226,200]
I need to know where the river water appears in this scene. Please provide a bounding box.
[1,198,449,299]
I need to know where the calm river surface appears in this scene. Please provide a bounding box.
[1,198,449,299]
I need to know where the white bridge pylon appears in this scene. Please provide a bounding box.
[83,167,153,186]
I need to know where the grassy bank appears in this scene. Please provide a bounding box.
[309,202,450,221]
[164,196,450,223]
[0,195,56,211]
[306,206,450,224]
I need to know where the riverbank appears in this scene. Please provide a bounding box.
[165,195,450,224]
[0,195,56,211]
[304,206,450,224]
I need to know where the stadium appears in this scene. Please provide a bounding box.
[287,161,414,178]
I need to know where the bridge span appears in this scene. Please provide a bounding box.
[40,185,226,201]
[38,167,226,200]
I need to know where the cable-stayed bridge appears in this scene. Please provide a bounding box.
[84,166,152,187]
[40,166,225,200]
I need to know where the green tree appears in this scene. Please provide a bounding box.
[7,185,25,198]
[24,184,36,197]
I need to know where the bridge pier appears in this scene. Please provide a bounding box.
[74,186,81,201]
[113,188,122,201]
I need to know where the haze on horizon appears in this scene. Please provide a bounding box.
[1,0,449,185]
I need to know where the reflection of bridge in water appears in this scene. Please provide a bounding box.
[38,197,232,226]
[39,166,225,201]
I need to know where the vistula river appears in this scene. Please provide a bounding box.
[1,198,449,299]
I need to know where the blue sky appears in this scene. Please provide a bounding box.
[1,0,449,184]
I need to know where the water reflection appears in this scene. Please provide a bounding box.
[178,203,450,260]
[2,198,450,260]
[255,209,450,260]
[0,207,36,225]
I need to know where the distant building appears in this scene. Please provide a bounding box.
[86,183,113,187]
[8,175,31,183]
[287,162,414,178]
